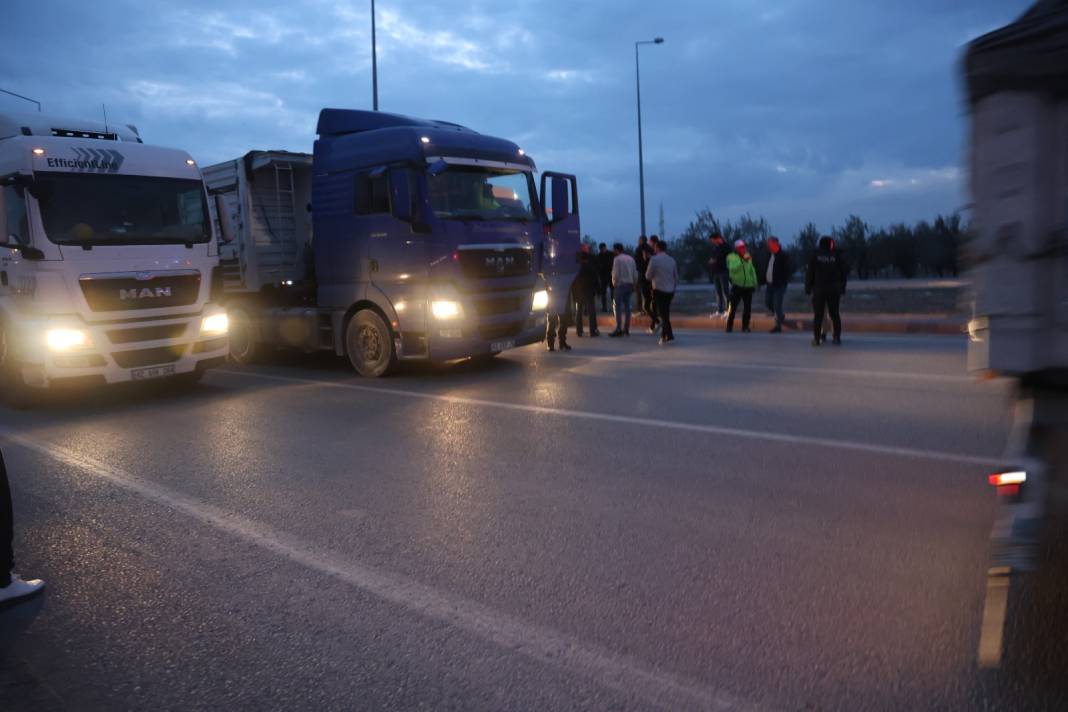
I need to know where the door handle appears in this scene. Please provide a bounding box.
[369,259,379,273]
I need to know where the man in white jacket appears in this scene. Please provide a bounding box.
[609,243,638,337]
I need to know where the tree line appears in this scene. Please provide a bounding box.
[662,210,965,283]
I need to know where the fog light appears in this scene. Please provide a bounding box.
[200,312,230,337]
[532,289,549,311]
[45,328,91,352]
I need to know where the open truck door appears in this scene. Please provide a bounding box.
[539,172,580,313]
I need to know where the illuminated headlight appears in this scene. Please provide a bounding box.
[200,313,230,337]
[531,289,549,311]
[45,328,92,352]
[431,300,463,320]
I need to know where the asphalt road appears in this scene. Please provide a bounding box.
[0,328,1058,710]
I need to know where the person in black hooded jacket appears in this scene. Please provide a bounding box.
[804,236,848,345]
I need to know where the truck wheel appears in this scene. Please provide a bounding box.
[345,310,397,378]
[228,307,260,365]
[0,324,36,409]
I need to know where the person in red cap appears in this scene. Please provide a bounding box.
[725,240,758,333]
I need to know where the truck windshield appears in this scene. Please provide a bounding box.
[34,172,211,246]
[427,167,539,222]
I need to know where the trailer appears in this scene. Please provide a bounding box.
[963,0,1068,669]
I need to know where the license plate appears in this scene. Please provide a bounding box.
[490,339,516,353]
[131,364,176,381]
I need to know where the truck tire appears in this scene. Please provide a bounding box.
[0,324,37,409]
[227,307,260,365]
[345,310,397,378]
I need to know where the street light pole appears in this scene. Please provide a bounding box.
[371,0,379,111]
[634,37,663,238]
[0,88,41,112]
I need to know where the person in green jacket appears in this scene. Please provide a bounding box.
[726,240,758,333]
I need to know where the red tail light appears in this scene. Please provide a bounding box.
[988,471,1026,487]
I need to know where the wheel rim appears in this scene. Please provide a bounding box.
[358,324,382,364]
[229,313,251,360]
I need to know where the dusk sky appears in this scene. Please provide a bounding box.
[4,0,1031,243]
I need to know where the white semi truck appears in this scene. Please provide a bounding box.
[0,112,229,406]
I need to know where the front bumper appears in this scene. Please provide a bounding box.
[12,310,229,388]
[425,315,546,361]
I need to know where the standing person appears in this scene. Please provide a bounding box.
[573,251,600,337]
[762,236,791,333]
[596,243,614,313]
[545,286,572,352]
[609,242,638,337]
[634,235,654,317]
[725,240,758,333]
[0,448,46,604]
[805,236,848,346]
[645,240,678,344]
[646,235,662,329]
[707,232,731,316]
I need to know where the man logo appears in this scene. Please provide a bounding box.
[119,287,172,300]
[484,255,515,274]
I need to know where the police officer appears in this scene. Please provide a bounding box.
[804,236,848,345]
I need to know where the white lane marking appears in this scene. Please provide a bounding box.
[216,369,1008,468]
[667,329,965,345]
[1,431,756,712]
[531,350,981,384]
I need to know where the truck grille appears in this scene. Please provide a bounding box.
[473,296,522,317]
[80,272,201,312]
[112,345,187,369]
[107,323,190,344]
[457,247,532,279]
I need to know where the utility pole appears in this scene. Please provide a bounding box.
[371,0,379,110]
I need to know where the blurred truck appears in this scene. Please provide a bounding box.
[203,109,580,377]
[964,0,1068,668]
[0,112,229,407]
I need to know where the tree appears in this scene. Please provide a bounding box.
[791,222,819,276]
[833,215,869,279]
[669,208,722,283]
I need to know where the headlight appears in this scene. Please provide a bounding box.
[200,312,230,337]
[431,300,463,320]
[531,289,549,311]
[46,328,92,352]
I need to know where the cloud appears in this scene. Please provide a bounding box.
[3,0,1033,241]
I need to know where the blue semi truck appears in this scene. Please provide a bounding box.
[203,109,580,376]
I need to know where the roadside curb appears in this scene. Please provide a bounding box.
[592,312,965,336]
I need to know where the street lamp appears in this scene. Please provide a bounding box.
[0,88,41,112]
[635,37,663,238]
[371,0,379,111]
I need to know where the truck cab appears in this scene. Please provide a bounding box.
[206,109,580,377]
[0,112,228,405]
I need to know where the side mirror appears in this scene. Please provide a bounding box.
[1,238,45,260]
